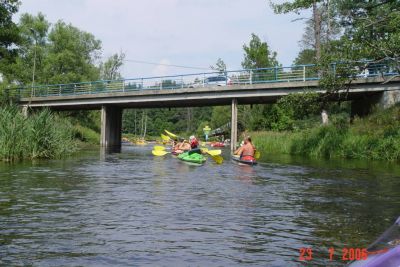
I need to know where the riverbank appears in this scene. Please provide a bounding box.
[252,104,400,161]
[0,106,78,161]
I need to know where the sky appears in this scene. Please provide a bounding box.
[17,0,309,78]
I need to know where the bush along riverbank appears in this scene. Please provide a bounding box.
[252,104,400,162]
[0,106,78,161]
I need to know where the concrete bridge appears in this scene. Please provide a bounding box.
[13,63,400,151]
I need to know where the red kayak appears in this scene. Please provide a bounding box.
[211,142,225,147]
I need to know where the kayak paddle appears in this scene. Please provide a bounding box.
[200,148,221,155]
[211,154,223,164]
[164,129,178,140]
[161,133,170,141]
[254,151,261,159]
[207,149,222,156]
[152,150,170,156]
[200,148,223,164]
[154,145,166,151]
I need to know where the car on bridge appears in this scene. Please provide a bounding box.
[189,76,232,88]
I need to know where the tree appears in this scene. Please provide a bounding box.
[210,106,231,129]
[210,58,227,74]
[271,0,336,62]
[293,49,317,65]
[336,1,400,72]
[7,12,50,84]
[298,2,341,51]
[241,33,278,69]
[43,21,101,84]
[100,52,125,80]
[0,0,21,79]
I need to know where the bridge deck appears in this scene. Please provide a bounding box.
[18,77,400,110]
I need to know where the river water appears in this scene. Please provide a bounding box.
[1,145,400,266]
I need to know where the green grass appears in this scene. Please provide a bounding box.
[73,124,100,144]
[251,104,400,162]
[0,105,78,161]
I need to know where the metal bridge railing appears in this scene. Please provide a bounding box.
[12,61,399,99]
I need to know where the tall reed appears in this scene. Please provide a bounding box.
[0,105,77,161]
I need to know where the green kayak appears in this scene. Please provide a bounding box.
[177,151,207,165]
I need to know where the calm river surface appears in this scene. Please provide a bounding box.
[1,145,400,266]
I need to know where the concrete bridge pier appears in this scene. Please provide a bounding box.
[230,98,238,152]
[101,105,122,148]
[351,90,400,118]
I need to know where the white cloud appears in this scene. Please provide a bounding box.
[17,0,309,78]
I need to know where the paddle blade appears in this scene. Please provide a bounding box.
[212,155,224,164]
[164,129,177,139]
[254,151,261,159]
[207,149,221,156]
[154,145,166,151]
[200,148,208,153]
[152,150,169,156]
[161,133,170,141]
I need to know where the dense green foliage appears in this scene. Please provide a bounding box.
[0,0,21,75]
[252,104,400,161]
[122,107,213,138]
[336,1,400,70]
[0,106,77,161]
[242,33,279,69]
[4,13,101,85]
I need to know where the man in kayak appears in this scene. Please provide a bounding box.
[173,138,191,154]
[234,136,256,161]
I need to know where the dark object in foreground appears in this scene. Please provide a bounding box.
[349,216,400,267]
[231,155,257,166]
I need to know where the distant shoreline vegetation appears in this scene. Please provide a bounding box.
[252,104,400,162]
[0,105,78,162]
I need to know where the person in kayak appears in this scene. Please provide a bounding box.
[188,135,202,155]
[189,135,199,149]
[234,136,256,161]
[173,138,190,154]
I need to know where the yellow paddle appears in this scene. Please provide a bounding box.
[154,145,166,151]
[161,133,170,141]
[152,150,170,156]
[164,129,178,139]
[201,148,222,156]
[207,149,222,156]
[211,154,223,164]
[254,151,261,159]
[200,148,223,164]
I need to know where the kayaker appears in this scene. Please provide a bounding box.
[189,135,199,149]
[178,140,191,151]
[188,135,203,155]
[234,136,256,161]
[172,138,190,154]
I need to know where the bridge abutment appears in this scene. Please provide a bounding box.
[100,105,122,148]
[351,90,400,118]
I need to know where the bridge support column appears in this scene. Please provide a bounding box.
[101,105,122,148]
[230,98,238,152]
[351,91,400,118]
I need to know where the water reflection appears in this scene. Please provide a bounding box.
[0,145,400,266]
